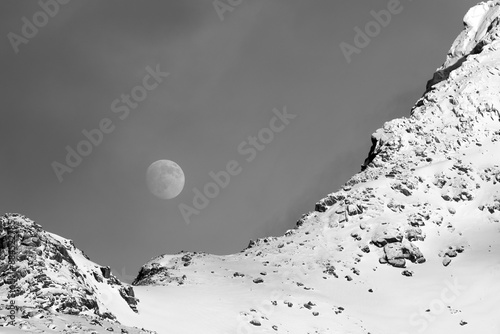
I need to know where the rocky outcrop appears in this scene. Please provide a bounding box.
[119,286,139,312]
[314,194,345,213]
[0,213,140,321]
[133,255,189,286]
[308,2,500,274]
[379,241,426,268]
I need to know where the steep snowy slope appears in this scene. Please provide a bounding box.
[2,1,500,333]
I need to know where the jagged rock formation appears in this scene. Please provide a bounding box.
[0,213,146,332]
[132,252,192,286]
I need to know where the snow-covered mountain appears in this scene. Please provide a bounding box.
[2,1,500,333]
[0,213,152,333]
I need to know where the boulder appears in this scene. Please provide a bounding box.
[250,319,261,326]
[360,245,370,253]
[315,194,344,212]
[405,227,425,242]
[372,226,403,247]
[382,241,425,268]
[93,271,103,283]
[100,266,111,279]
[21,236,41,247]
[388,258,406,268]
[402,270,413,277]
[347,204,363,216]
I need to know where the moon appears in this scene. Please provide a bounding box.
[146,160,185,199]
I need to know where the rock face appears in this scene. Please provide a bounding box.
[0,213,139,321]
[132,252,197,286]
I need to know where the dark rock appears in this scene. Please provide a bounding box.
[93,271,103,283]
[52,252,63,263]
[315,195,344,212]
[246,240,256,249]
[383,242,425,268]
[405,227,425,242]
[81,298,98,310]
[315,202,328,212]
[362,134,383,171]
[406,242,426,263]
[425,56,467,92]
[445,249,458,257]
[119,286,138,312]
[388,258,406,268]
[101,312,116,320]
[401,188,412,196]
[90,319,102,326]
[392,183,413,196]
[360,245,370,253]
[323,263,338,277]
[401,270,413,277]
[123,285,135,297]
[100,266,111,279]
[54,243,76,265]
[372,227,403,247]
[21,237,41,247]
[304,301,315,309]
[250,319,261,326]
[408,213,427,227]
[347,204,363,216]
[334,306,345,314]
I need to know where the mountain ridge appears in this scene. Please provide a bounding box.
[2,1,500,333]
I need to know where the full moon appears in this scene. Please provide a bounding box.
[146,160,185,199]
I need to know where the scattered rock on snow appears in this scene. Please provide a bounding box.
[401,270,413,277]
[249,319,261,326]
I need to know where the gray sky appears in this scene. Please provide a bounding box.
[0,0,478,279]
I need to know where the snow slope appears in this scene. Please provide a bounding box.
[2,1,500,333]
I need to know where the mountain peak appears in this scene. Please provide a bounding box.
[447,1,500,65]
[427,1,500,91]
